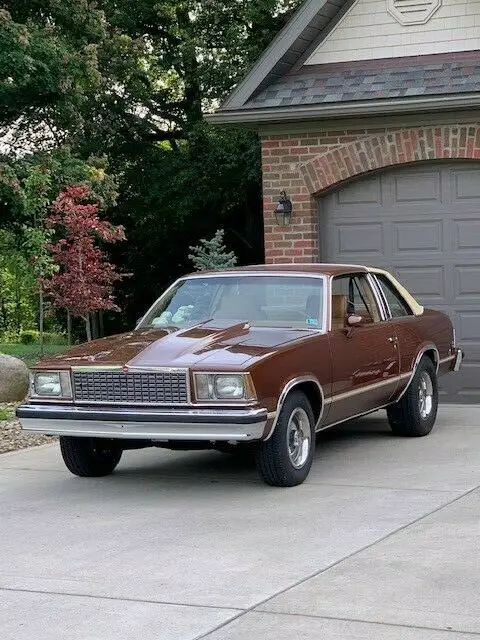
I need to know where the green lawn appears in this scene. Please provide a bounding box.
[0,343,68,368]
[0,405,14,421]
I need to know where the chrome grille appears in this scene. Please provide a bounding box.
[72,370,189,405]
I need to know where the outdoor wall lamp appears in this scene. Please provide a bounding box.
[274,191,293,227]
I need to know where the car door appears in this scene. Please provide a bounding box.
[325,274,400,427]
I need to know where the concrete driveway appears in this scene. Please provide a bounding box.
[1,406,479,640]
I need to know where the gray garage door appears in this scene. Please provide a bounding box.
[319,162,480,404]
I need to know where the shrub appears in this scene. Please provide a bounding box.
[189,229,237,272]
[19,330,39,344]
[18,330,67,345]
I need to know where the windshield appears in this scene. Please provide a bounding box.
[139,275,325,331]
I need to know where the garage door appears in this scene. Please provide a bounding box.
[319,162,480,404]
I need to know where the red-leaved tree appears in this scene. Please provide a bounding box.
[44,185,126,341]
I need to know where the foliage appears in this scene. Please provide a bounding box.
[0,0,304,332]
[0,149,118,230]
[18,330,66,345]
[109,122,263,327]
[0,405,14,421]
[43,185,126,339]
[189,230,237,272]
[1,0,302,150]
[0,230,36,334]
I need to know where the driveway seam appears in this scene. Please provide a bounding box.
[241,609,480,636]
[194,483,480,640]
[0,586,243,613]
[305,481,460,493]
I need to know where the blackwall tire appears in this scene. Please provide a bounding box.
[387,357,438,437]
[60,437,122,477]
[256,390,315,487]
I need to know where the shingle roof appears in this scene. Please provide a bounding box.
[243,51,480,110]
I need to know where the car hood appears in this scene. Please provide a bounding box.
[36,321,316,370]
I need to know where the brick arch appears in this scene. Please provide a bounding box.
[299,125,480,196]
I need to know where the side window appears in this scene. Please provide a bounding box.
[375,275,412,318]
[331,275,381,328]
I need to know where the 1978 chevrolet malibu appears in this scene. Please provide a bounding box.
[17,264,463,487]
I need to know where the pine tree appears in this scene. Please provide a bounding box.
[188,229,237,272]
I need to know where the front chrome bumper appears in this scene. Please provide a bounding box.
[16,404,269,442]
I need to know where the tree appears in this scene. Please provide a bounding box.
[0,0,304,333]
[189,229,237,272]
[0,230,36,335]
[44,185,126,340]
[0,150,119,341]
[1,0,302,153]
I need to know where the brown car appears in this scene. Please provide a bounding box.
[17,264,463,487]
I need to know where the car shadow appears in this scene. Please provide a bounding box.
[318,411,392,442]
[105,411,393,487]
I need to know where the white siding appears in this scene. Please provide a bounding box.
[306,0,480,65]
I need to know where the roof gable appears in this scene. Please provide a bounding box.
[211,0,480,125]
[306,0,479,65]
[222,0,352,110]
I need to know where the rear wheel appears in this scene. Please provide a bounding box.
[387,357,438,437]
[60,437,122,477]
[256,390,315,487]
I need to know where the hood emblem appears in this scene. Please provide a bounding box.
[122,365,129,374]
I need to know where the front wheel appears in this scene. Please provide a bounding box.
[256,390,315,487]
[387,357,438,437]
[60,437,123,477]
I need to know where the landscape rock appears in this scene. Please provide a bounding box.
[0,355,29,402]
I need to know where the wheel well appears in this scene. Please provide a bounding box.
[290,381,323,425]
[423,349,438,371]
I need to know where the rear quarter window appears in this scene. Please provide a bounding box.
[375,274,413,318]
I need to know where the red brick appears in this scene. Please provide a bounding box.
[295,240,316,248]
[308,146,330,154]
[263,123,480,264]
[262,140,280,149]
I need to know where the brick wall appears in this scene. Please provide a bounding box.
[261,123,480,264]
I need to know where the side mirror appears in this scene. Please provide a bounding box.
[347,314,363,327]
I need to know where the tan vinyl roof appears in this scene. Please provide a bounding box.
[368,268,424,316]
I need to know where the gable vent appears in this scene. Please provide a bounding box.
[387,0,442,25]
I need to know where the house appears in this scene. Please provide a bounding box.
[210,0,480,402]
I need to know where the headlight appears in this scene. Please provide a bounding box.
[30,371,72,399]
[35,372,61,396]
[194,373,256,401]
[214,375,244,399]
